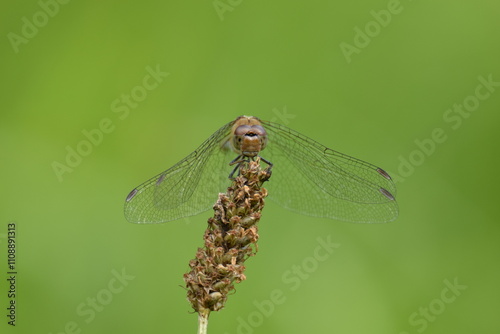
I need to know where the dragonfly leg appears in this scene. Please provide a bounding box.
[258,155,273,180]
[228,163,241,180]
[229,155,243,166]
[228,155,244,179]
[228,155,273,180]
[258,155,273,168]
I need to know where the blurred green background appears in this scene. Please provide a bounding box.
[1,1,499,333]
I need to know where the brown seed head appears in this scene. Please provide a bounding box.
[183,159,270,313]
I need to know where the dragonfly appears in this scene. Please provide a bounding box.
[124,116,398,224]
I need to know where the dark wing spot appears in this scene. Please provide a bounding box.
[126,188,138,202]
[376,168,392,180]
[156,174,166,185]
[379,188,395,201]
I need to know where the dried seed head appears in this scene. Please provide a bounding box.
[183,159,270,313]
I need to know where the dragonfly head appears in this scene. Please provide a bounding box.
[232,124,268,157]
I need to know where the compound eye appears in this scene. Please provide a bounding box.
[234,125,252,136]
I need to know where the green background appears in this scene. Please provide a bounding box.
[1,1,499,333]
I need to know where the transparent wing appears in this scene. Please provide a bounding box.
[124,121,235,223]
[260,120,398,223]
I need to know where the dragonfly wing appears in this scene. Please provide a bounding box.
[124,121,236,223]
[261,120,398,223]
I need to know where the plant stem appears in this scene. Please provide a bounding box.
[197,309,209,334]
